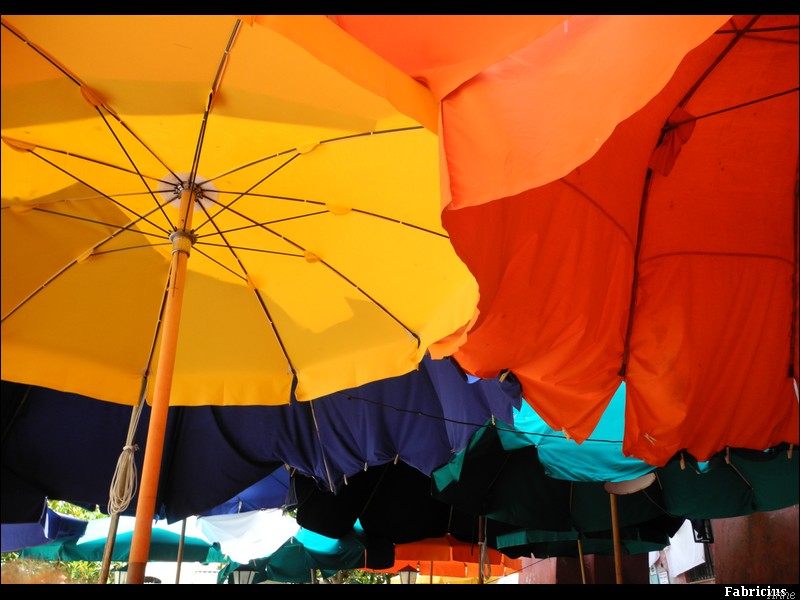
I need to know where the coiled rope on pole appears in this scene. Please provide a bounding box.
[107,399,144,515]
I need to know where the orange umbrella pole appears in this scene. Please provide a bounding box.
[127,190,195,584]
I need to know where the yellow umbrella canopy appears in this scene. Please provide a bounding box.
[1,15,476,406]
[1,15,478,582]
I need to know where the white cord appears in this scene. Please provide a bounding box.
[107,400,144,515]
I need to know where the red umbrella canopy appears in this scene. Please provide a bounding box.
[335,15,800,465]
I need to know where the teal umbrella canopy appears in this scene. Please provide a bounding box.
[21,516,224,563]
[515,382,656,483]
[218,525,377,584]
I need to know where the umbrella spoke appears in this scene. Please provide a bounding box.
[6,145,173,236]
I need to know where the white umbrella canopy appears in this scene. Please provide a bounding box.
[198,509,300,564]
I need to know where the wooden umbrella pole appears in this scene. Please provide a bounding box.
[127,190,195,584]
[175,519,186,584]
[98,512,120,584]
[478,515,485,585]
[609,492,623,584]
[577,538,586,584]
[101,395,147,583]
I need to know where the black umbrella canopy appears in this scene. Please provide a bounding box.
[290,460,522,548]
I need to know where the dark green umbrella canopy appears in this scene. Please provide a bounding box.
[657,444,799,518]
[494,513,682,559]
[431,420,798,544]
[431,421,670,533]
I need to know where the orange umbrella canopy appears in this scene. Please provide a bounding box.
[332,15,730,210]
[371,534,522,580]
[336,15,800,466]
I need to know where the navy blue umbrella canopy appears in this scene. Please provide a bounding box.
[1,379,284,524]
[265,355,521,492]
[0,501,88,553]
[199,468,291,517]
[2,356,521,523]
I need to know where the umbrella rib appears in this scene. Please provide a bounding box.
[193,153,303,236]
[200,196,449,239]
[196,217,322,241]
[0,384,31,444]
[674,15,761,114]
[340,392,496,431]
[190,198,300,378]
[356,462,393,518]
[665,87,799,132]
[177,20,241,233]
[0,20,183,229]
[559,179,634,249]
[15,205,168,241]
[16,150,173,236]
[640,249,795,268]
[195,126,429,236]
[716,23,799,35]
[308,400,337,493]
[3,141,167,188]
[91,107,177,230]
[0,200,173,323]
[641,487,671,516]
[203,126,426,189]
[193,197,424,347]
[619,14,761,379]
